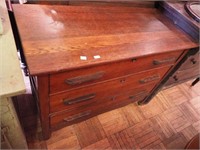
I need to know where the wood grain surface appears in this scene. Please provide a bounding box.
[12,4,198,75]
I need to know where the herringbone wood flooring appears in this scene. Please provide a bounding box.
[15,80,200,149]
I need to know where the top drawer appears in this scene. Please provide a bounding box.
[50,51,183,94]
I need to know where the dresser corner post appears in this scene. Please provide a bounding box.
[37,75,51,140]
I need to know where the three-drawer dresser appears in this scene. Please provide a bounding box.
[12,4,198,139]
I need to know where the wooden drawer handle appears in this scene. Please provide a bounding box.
[63,93,96,105]
[191,58,197,64]
[63,111,91,122]
[129,90,148,100]
[139,75,160,84]
[153,57,176,65]
[65,71,105,85]
[173,75,178,81]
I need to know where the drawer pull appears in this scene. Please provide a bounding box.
[139,75,160,84]
[65,71,105,85]
[132,58,137,62]
[153,57,176,65]
[191,58,197,64]
[63,111,91,122]
[129,90,148,100]
[63,93,96,105]
[173,75,178,81]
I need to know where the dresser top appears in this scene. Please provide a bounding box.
[0,1,25,97]
[13,4,198,75]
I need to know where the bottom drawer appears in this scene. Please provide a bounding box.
[50,84,154,130]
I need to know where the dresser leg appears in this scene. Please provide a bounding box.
[191,77,199,86]
[37,75,51,140]
[40,120,51,140]
[137,97,150,105]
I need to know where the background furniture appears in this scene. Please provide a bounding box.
[156,1,199,89]
[0,0,27,148]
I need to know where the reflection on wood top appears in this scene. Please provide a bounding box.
[13,4,198,75]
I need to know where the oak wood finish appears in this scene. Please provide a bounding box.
[26,0,154,8]
[50,83,159,130]
[50,51,181,94]
[13,4,197,75]
[50,66,169,113]
[12,4,198,139]
[37,75,51,139]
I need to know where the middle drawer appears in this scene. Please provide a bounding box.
[50,66,170,113]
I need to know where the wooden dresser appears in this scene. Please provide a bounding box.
[12,4,198,139]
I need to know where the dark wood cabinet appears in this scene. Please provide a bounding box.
[156,1,200,88]
[165,49,199,88]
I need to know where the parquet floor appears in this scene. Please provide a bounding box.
[15,79,200,149]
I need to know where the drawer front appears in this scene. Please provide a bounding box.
[50,85,153,130]
[165,66,199,86]
[178,52,199,71]
[50,51,182,94]
[50,66,170,113]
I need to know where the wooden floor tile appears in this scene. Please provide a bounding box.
[47,135,80,149]
[181,125,198,141]
[192,120,200,132]
[98,109,129,136]
[150,115,176,140]
[164,106,191,132]
[163,133,188,149]
[152,143,166,149]
[185,80,200,96]
[177,83,199,99]
[189,96,200,115]
[143,140,166,149]
[82,138,111,150]
[127,120,162,149]
[162,86,189,105]
[139,96,165,119]
[46,125,80,149]
[179,102,200,123]
[73,117,106,148]
[121,103,145,126]
[107,129,139,149]
[156,92,175,109]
